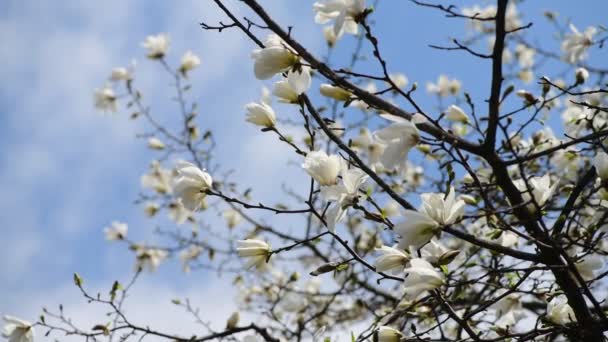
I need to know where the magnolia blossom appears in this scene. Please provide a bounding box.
[594,151,608,181]
[514,44,535,69]
[273,66,312,103]
[561,24,596,63]
[395,187,464,249]
[302,150,342,186]
[546,295,576,325]
[179,50,201,76]
[497,231,519,248]
[375,326,404,342]
[416,239,459,265]
[319,84,352,101]
[493,293,523,318]
[2,316,34,342]
[374,245,409,273]
[236,239,271,270]
[141,160,172,194]
[94,86,117,112]
[575,254,602,280]
[223,209,243,229]
[374,115,420,170]
[426,75,461,97]
[110,67,131,81]
[446,105,469,123]
[134,246,168,272]
[226,312,240,329]
[251,35,298,80]
[321,166,368,231]
[173,161,213,211]
[245,102,276,127]
[179,245,202,273]
[142,33,169,59]
[403,258,444,299]
[313,0,365,36]
[512,174,558,209]
[104,221,128,241]
[147,137,165,150]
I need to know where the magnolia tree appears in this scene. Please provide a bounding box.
[6,0,608,341]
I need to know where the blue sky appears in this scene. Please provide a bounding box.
[0,0,606,339]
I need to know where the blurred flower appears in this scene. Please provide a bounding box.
[134,246,168,272]
[94,86,117,113]
[141,160,172,194]
[561,24,596,63]
[594,151,608,181]
[427,75,461,97]
[179,51,201,76]
[104,221,128,241]
[223,209,243,229]
[446,105,469,123]
[179,245,202,273]
[2,316,34,342]
[313,0,365,37]
[147,137,165,150]
[142,33,169,59]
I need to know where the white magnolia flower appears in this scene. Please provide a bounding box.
[223,209,243,229]
[245,102,276,127]
[497,231,519,248]
[141,160,172,194]
[236,239,271,270]
[260,86,272,105]
[2,316,34,342]
[147,137,165,150]
[512,174,558,209]
[173,161,213,211]
[320,84,352,101]
[395,187,464,249]
[594,151,608,181]
[374,115,420,170]
[575,254,602,281]
[179,245,202,273]
[134,246,168,272]
[375,326,404,342]
[110,67,131,81]
[273,66,312,103]
[302,150,342,186]
[313,0,365,36]
[226,312,240,329]
[104,221,128,241]
[395,210,439,250]
[179,50,201,75]
[251,35,298,80]
[446,105,469,123]
[142,33,170,59]
[493,293,523,318]
[514,44,535,69]
[374,245,409,273]
[426,75,461,97]
[561,24,596,63]
[94,86,117,113]
[403,258,444,299]
[546,295,576,325]
[416,239,454,265]
[321,166,368,231]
